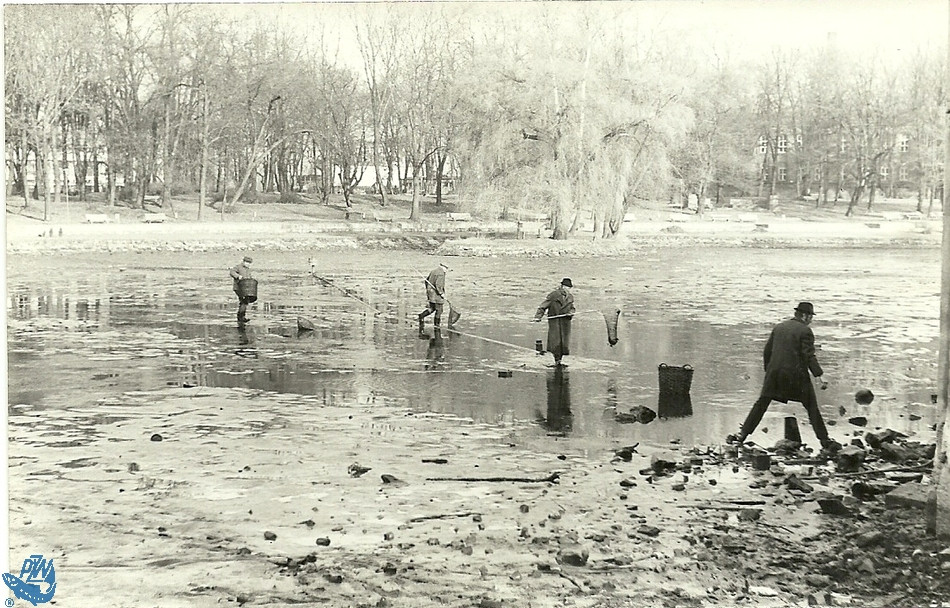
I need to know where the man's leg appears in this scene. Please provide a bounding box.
[801,386,832,447]
[418,303,433,331]
[433,303,443,327]
[737,395,773,441]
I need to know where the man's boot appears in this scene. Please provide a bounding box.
[418,313,425,333]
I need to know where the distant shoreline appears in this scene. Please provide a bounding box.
[5,215,941,256]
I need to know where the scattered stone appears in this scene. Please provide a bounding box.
[836,446,867,473]
[650,453,678,476]
[879,442,912,463]
[264,531,277,541]
[613,445,639,461]
[421,458,448,464]
[751,452,771,471]
[737,509,761,522]
[784,474,814,493]
[150,433,163,442]
[884,483,935,510]
[619,478,637,488]
[855,389,874,405]
[850,438,865,449]
[128,462,140,473]
[855,557,875,574]
[381,474,407,487]
[909,414,921,421]
[639,525,661,537]
[348,462,371,477]
[519,504,530,513]
[708,479,717,486]
[848,416,868,427]
[382,562,397,575]
[749,585,779,597]
[865,429,905,450]
[616,405,657,424]
[324,573,343,584]
[426,538,440,546]
[672,483,685,491]
[383,532,394,541]
[300,519,316,528]
[315,537,331,546]
[817,497,854,516]
[888,472,924,484]
[851,481,897,501]
[556,545,589,567]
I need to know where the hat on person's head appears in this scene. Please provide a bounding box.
[243,256,253,263]
[795,301,815,315]
[561,278,573,288]
[440,262,450,270]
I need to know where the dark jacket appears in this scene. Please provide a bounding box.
[425,266,446,304]
[759,317,823,403]
[535,286,575,357]
[230,262,252,291]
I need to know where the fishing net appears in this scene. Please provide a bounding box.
[448,306,462,326]
[603,308,621,346]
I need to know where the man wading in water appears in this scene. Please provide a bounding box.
[728,301,840,451]
[418,262,449,332]
[229,255,254,325]
[535,278,575,367]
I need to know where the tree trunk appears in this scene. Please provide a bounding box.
[162,94,171,209]
[867,182,876,212]
[409,165,422,220]
[41,136,53,222]
[435,152,447,206]
[21,131,30,208]
[198,93,209,221]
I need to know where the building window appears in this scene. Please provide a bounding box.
[879,166,888,181]
[899,165,908,181]
[814,167,821,181]
[778,167,787,182]
[899,136,909,153]
[777,135,787,154]
[756,137,768,154]
[796,133,803,147]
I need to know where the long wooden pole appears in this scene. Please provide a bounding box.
[934,0,950,538]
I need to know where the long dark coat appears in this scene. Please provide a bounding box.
[536,286,575,358]
[759,317,823,403]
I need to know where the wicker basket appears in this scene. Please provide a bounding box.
[658,363,694,419]
[658,363,693,396]
[237,278,258,303]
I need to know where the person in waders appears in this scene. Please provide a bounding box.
[534,278,575,366]
[229,255,254,325]
[418,263,449,332]
[728,302,840,451]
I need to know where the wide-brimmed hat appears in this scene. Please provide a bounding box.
[243,256,253,263]
[561,278,573,288]
[795,301,815,315]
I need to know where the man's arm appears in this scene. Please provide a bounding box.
[763,331,774,371]
[534,292,553,321]
[802,328,824,377]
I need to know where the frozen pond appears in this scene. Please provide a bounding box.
[7,246,943,449]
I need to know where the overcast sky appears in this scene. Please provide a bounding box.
[243,0,947,69]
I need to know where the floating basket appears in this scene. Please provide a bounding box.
[237,278,258,303]
[657,363,694,419]
[603,309,620,346]
[659,363,693,396]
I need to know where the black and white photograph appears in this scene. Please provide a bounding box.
[4,0,950,606]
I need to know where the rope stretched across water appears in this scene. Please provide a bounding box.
[309,273,619,352]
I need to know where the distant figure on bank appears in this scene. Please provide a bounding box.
[229,255,254,325]
[418,262,449,331]
[728,302,838,450]
[534,278,575,366]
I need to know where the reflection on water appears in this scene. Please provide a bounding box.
[6,248,943,447]
[543,367,573,435]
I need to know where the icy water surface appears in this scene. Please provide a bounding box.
[7,246,943,448]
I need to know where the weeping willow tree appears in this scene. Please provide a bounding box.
[453,4,694,239]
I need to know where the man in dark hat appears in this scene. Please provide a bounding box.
[534,278,575,366]
[229,255,254,324]
[729,302,838,450]
[418,262,449,331]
